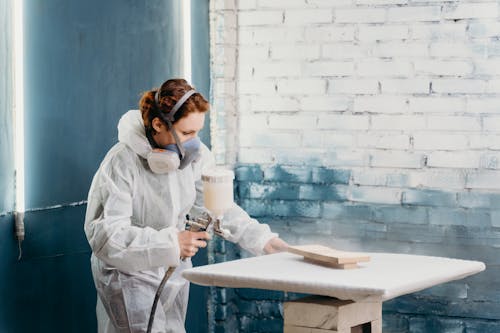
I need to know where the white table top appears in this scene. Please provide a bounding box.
[183,252,485,301]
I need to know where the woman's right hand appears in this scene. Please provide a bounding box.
[178,230,211,258]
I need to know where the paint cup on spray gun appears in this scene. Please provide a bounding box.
[201,168,234,239]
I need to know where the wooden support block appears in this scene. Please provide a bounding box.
[284,296,381,332]
[350,326,363,333]
[371,319,382,333]
[284,325,340,333]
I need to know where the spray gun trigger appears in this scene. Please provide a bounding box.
[186,220,208,232]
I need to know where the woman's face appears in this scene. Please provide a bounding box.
[152,111,205,147]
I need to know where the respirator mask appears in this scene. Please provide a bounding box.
[147,89,202,174]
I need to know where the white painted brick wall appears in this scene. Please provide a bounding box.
[387,6,441,22]
[208,1,500,328]
[327,79,378,94]
[380,79,429,94]
[372,115,426,130]
[276,79,326,94]
[371,150,425,168]
[410,169,466,189]
[427,151,481,169]
[414,60,473,76]
[335,8,386,23]
[210,0,500,188]
[238,10,282,26]
[304,61,355,77]
[413,134,469,150]
[355,96,409,114]
[303,131,354,148]
[409,97,465,113]
[322,43,368,59]
[484,116,500,131]
[442,2,498,20]
[426,116,481,131]
[475,59,500,76]
[429,42,486,58]
[357,25,408,41]
[411,23,467,40]
[305,26,354,42]
[357,60,413,77]
[350,186,403,205]
[317,115,369,130]
[372,42,429,58]
[300,96,350,111]
[467,98,500,114]
[358,133,411,150]
[431,80,487,94]
[251,96,300,112]
[271,44,320,60]
[284,9,332,25]
[469,21,500,38]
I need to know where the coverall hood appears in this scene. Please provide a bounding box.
[117,109,151,159]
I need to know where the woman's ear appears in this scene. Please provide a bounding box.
[151,117,164,133]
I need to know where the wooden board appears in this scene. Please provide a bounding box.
[304,258,360,270]
[288,245,371,267]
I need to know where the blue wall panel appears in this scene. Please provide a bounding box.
[1,207,95,333]
[12,252,96,333]
[191,0,211,148]
[186,2,211,333]
[0,1,16,331]
[23,0,183,209]
[0,214,17,333]
[0,1,210,332]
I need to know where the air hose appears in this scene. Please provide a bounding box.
[146,215,208,333]
[146,266,176,333]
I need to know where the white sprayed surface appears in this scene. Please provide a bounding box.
[183,252,485,301]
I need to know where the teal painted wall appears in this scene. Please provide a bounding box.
[23,0,183,208]
[191,0,211,148]
[0,1,16,332]
[1,1,211,332]
[186,1,211,332]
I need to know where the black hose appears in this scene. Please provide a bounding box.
[147,216,205,332]
[146,266,176,333]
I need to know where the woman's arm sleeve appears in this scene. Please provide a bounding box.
[218,204,278,256]
[84,154,180,273]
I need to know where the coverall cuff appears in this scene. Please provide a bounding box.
[256,232,279,256]
[159,227,181,268]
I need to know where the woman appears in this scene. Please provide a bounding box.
[84,78,288,333]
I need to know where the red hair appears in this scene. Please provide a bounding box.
[139,78,209,130]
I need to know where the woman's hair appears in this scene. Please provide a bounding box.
[139,78,209,132]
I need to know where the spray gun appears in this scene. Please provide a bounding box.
[147,168,234,333]
[185,213,231,239]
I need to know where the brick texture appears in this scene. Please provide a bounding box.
[209,0,500,332]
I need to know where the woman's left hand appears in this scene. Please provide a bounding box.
[263,237,289,254]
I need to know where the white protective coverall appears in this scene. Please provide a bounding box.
[84,110,278,333]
